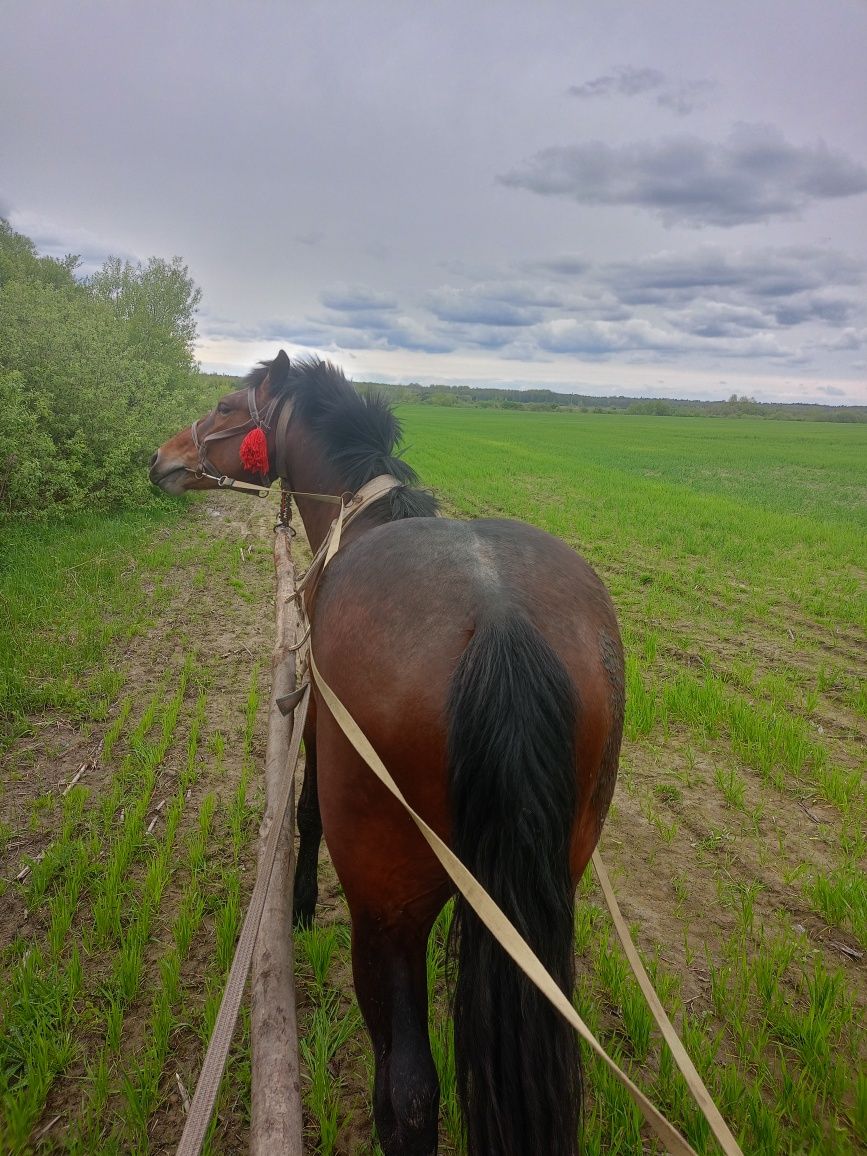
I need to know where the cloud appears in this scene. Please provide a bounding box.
[568,66,714,115]
[524,254,589,277]
[568,66,667,100]
[499,124,867,226]
[7,211,140,274]
[771,294,857,328]
[426,281,566,327]
[671,302,770,338]
[656,81,715,116]
[815,328,866,351]
[602,245,864,305]
[536,317,682,356]
[302,307,457,356]
[201,243,865,374]
[428,297,539,327]
[320,283,399,312]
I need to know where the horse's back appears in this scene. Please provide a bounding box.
[311,516,623,910]
[315,516,620,707]
[318,515,617,646]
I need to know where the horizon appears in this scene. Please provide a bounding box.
[198,362,865,411]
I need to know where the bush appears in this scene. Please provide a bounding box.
[0,220,206,522]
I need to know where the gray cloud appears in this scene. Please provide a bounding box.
[569,66,667,99]
[671,302,771,338]
[536,318,682,356]
[426,281,567,327]
[771,294,857,328]
[656,82,715,116]
[303,302,457,355]
[8,211,139,275]
[817,328,866,351]
[499,124,867,226]
[524,255,589,277]
[602,245,864,304]
[198,240,865,372]
[429,298,539,327]
[568,67,714,115]
[320,284,399,312]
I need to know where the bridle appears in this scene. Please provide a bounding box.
[185,371,400,536]
[188,379,292,494]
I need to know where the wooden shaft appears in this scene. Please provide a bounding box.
[250,528,305,1155]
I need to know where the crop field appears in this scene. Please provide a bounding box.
[1,408,864,1154]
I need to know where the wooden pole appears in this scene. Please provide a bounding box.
[250,527,305,1155]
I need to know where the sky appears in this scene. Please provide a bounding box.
[3,1,867,404]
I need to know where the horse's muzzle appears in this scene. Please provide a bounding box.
[148,449,191,493]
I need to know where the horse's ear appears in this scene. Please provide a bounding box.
[270,349,291,390]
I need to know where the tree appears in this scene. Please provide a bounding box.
[0,218,81,291]
[88,255,202,369]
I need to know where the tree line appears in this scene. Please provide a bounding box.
[0,219,212,523]
[354,380,866,422]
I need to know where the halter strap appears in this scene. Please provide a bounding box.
[188,375,290,493]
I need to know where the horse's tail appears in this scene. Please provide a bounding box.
[447,609,582,1156]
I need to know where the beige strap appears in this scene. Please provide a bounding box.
[176,685,310,1156]
[310,654,715,1156]
[323,496,346,568]
[591,851,742,1154]
[216,476,271,496]
[302,474,405,591]
[282,488,342,503]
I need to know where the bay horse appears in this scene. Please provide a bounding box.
[150,351,624,1156]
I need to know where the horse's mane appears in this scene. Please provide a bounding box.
[245,356,438,520]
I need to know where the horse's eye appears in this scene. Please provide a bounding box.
[216,402,230,416]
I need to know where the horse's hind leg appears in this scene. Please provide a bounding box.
[352,908,440,1156]
[293,716,322,927]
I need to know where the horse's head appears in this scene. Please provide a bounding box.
[149,349,292,495]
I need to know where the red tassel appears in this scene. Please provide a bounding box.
[239,427,270,476]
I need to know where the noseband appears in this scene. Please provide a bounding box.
[189,381,292,494]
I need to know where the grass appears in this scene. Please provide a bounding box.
[396,407,865,1154]
[0,490,274,1153]
[1,408,865,1153]
[0,502,186,749]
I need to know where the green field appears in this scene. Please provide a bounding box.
[404,410,866,1153]
[1,408,864,1154]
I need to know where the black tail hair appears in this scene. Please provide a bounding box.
[447,610,582,1156]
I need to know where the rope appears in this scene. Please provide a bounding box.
[311,655,744,1156]
[304,491,743,1155]
[179,471,743,1156]
[590,851,742,1153]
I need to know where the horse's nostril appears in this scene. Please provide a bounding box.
[149,452,158,468]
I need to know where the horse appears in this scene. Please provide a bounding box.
[150,351,624,1156]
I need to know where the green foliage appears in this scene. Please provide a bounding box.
[0,219,207,523]
[88,254,202,366]
[0,219,81,290]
